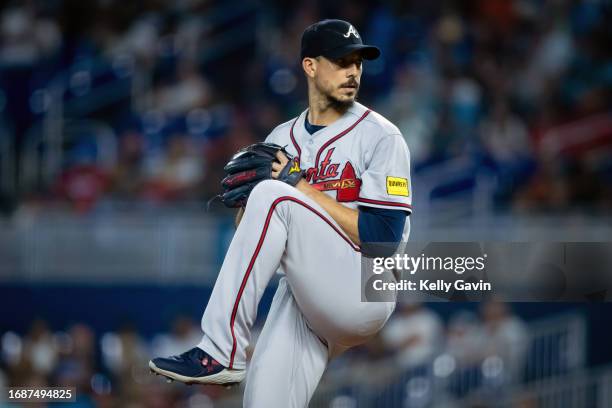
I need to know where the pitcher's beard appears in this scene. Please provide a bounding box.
[326,91,357,112]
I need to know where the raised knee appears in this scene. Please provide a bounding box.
[249,179,294,202]
[251,180,291,197]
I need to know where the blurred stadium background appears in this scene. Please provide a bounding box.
[0,0,611,406]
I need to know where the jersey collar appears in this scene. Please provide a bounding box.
[295,102,369,141]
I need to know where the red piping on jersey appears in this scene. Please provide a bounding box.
[228,196,360,369]
[289,117,301,160]
[357,197,413,210]
[314,109,371,168]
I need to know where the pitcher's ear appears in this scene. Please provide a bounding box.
[302,57,317,78]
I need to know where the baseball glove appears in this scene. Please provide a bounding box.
[219,142,303,208]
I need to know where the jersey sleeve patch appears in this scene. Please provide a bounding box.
[386,176,409,197]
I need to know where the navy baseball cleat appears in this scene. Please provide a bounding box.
[149,347,245,385]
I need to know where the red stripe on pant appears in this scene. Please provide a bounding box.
[228,195,360,368]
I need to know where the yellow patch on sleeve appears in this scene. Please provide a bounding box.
[386,176,409,197]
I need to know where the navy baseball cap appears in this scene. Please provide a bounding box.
[301,19,380,61]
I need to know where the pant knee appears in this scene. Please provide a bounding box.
[247,180,296,209]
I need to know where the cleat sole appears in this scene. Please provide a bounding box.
[148,360,245,386]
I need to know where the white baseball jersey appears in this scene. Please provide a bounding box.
[198,102,411,407]
[267,101,413,235]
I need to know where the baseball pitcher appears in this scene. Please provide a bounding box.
[149,19,412,407]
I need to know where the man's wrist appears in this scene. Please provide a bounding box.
[235,207,245,228]
[296,178,310,192]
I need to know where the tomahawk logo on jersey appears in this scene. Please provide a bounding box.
[266,102,412,238]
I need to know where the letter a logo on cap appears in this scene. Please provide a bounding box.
[343,25,360,39]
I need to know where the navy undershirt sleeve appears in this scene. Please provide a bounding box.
[358,206,407,257]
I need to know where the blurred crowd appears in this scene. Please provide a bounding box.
[0,301,531,407]
[1,316,218,407]
[0,0,611,215]
[323,300,532,406]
